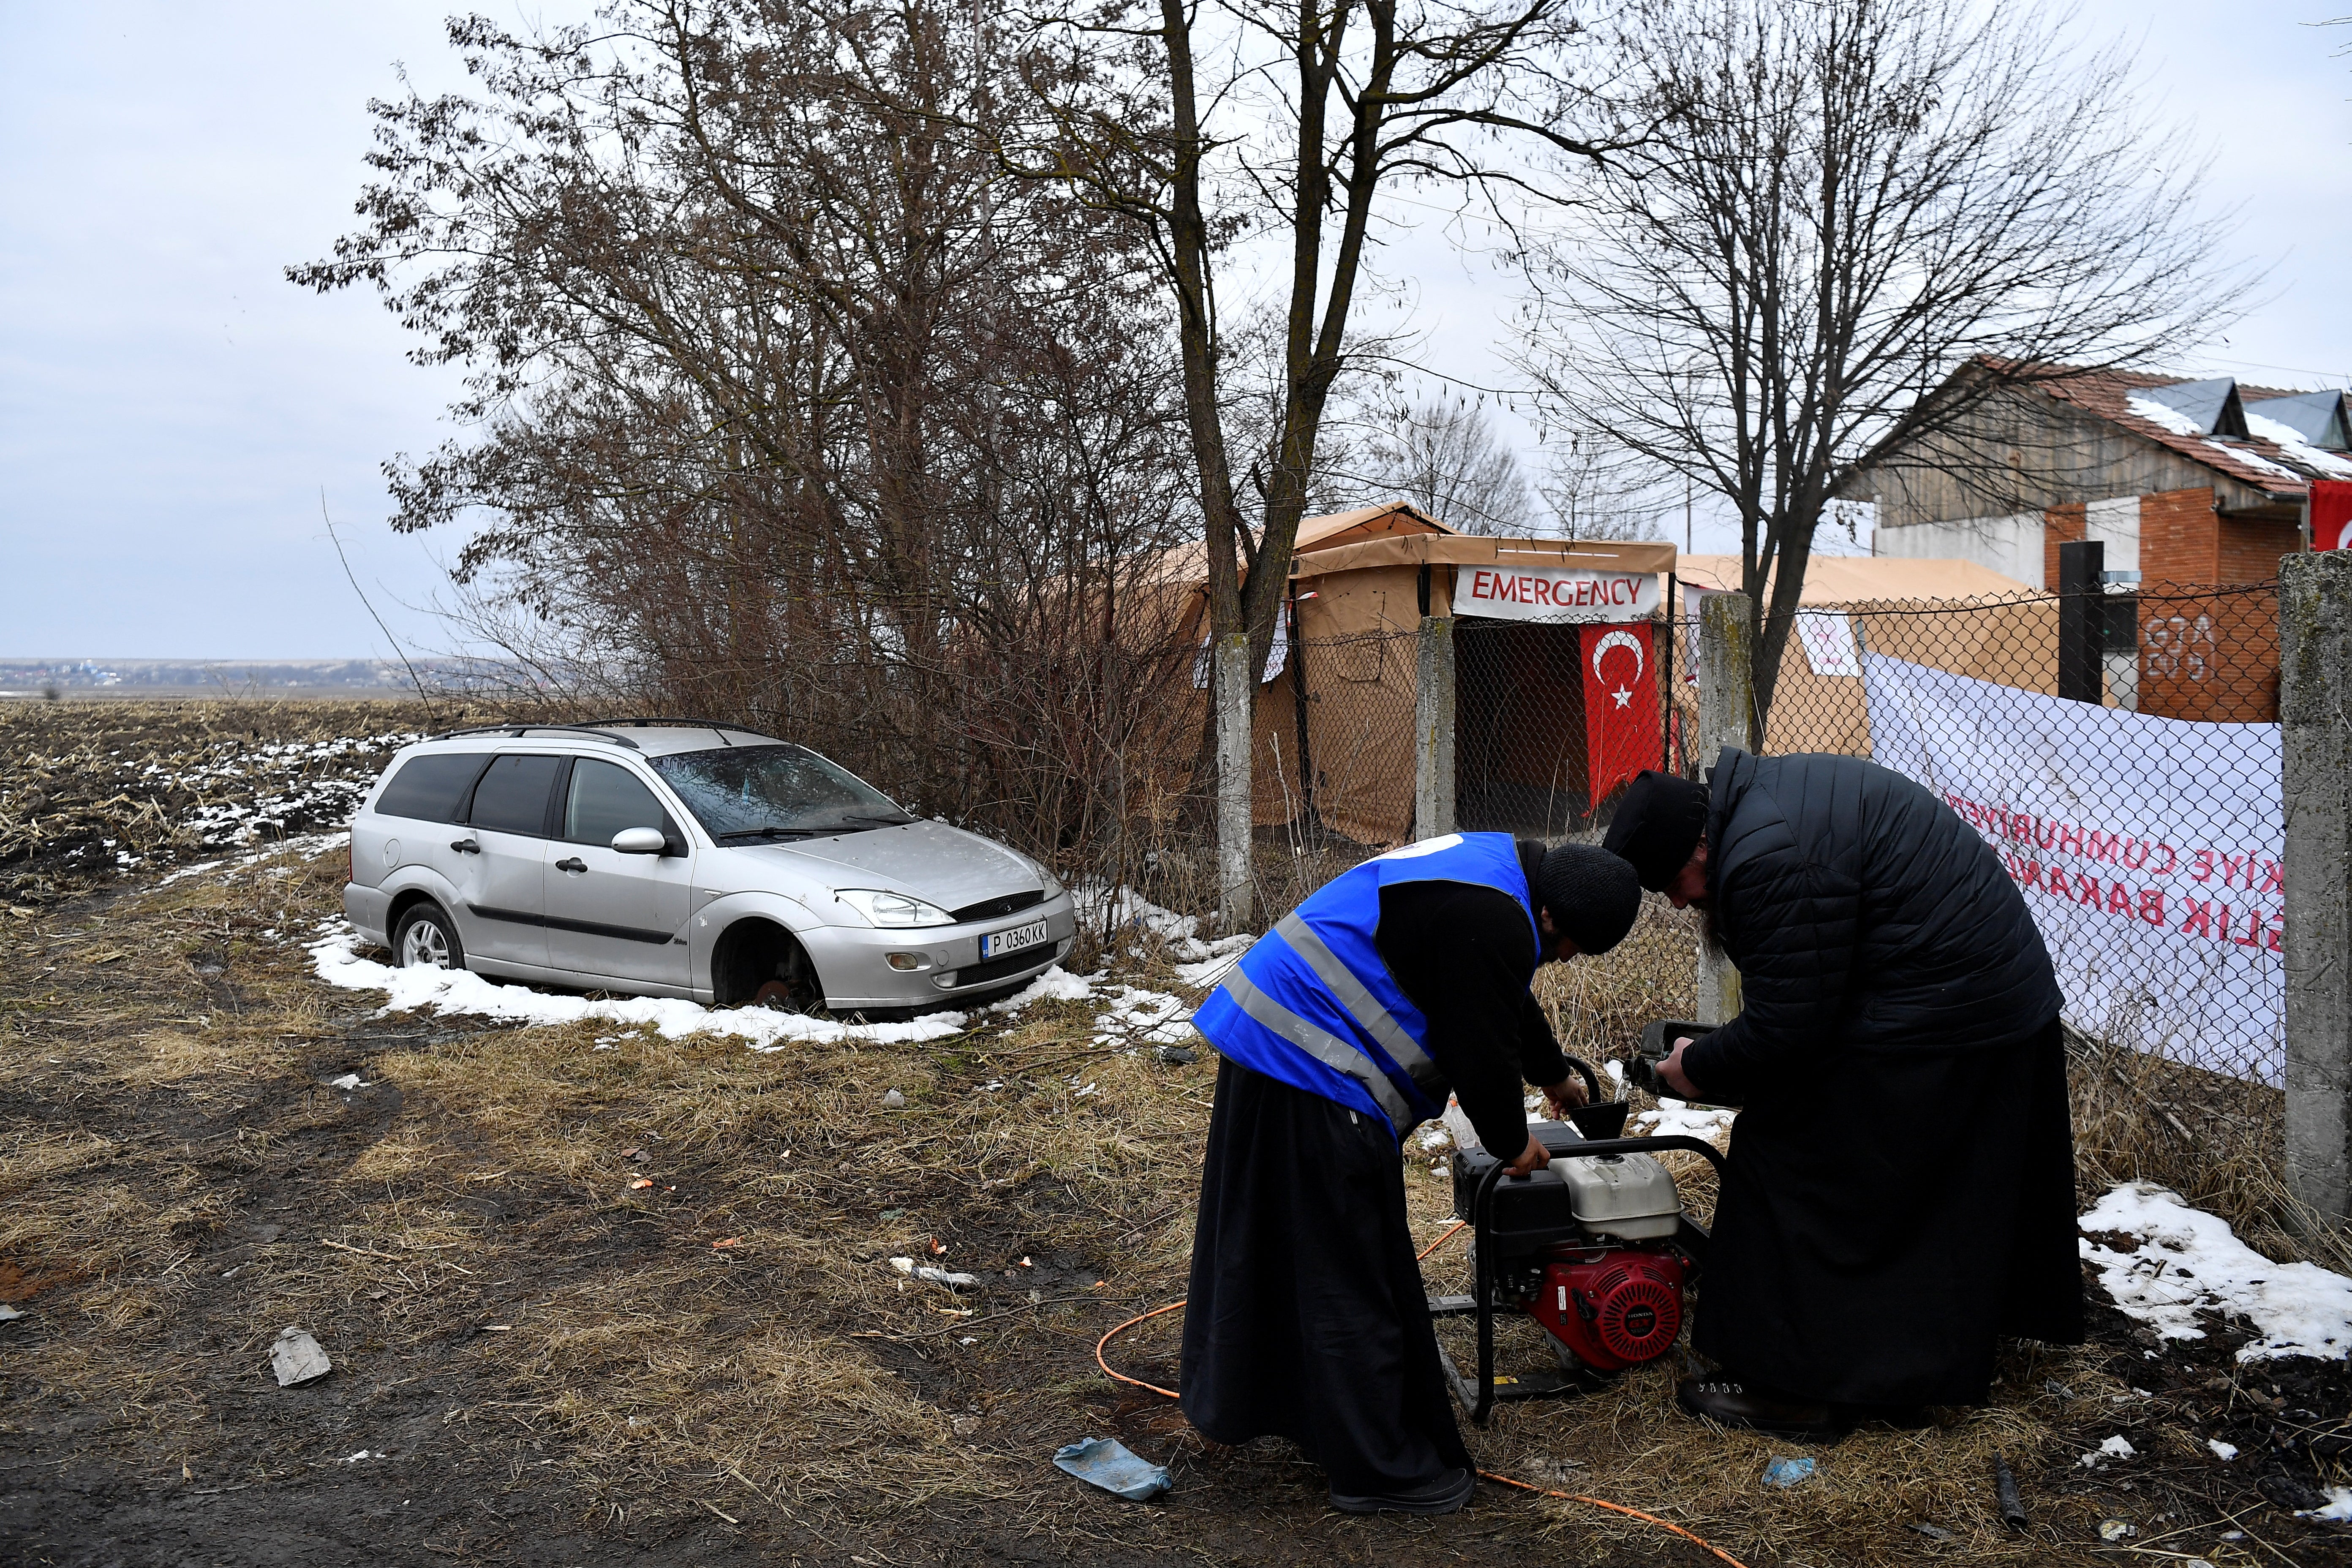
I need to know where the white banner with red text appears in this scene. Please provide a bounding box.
[1455,562,1660,623]
[1860,652,2282,1081]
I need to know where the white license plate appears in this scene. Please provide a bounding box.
[980,920,1050,960]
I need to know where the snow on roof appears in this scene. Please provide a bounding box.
[2029,365,2345,498]
[2247,391,2352,450]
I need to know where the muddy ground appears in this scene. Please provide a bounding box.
[3,700,2350,1567]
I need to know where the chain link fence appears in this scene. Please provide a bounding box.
[1745,583,2284,1086]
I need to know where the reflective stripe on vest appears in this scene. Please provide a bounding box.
[1194,832,1537,1136]
[1272,910,1440,1093]
[1217,965,1414,1129]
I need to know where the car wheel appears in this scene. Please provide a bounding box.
[394,901,466,970]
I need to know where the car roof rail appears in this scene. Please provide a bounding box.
[583,716,777,746]
[427,723,642,750]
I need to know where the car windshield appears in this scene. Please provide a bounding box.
[650,744,915,839]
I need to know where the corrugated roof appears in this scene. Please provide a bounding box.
[2017,364,2344,497]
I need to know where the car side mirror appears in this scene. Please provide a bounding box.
[610,827,667,855]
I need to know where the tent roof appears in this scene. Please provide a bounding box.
[1296,534,1675,577]
[1135,500,1453,589]
[1671,554,2036,604]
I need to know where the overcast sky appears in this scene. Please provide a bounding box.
[2,0,2346,658]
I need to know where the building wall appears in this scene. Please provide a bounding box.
[1846,386,2278,528]
[2218,516,2302,585]
[2140,487,2218,586]
[1874,511,2044,585]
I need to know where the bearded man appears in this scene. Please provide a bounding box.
[1603,752,2082,1438]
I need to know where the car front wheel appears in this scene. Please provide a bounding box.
[394,901,466,971]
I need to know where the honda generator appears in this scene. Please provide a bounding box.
[1432,1040,1725,1423]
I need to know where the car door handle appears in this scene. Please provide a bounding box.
[555,857,587,874]
[450,838,479,854]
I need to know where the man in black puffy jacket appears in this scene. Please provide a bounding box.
[1603,750,2082,1438]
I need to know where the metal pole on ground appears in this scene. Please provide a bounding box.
[2281,552,2352,1229]
[1415,615,1457,841]
[1214,633,1254,934]
[1695,592,1756,1027]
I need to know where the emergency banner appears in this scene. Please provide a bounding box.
[1456,562,1660,623]
[1861,652,2282,1081]
[1581,623,1659,803]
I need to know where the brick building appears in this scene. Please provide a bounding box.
[1845,364,2352,719]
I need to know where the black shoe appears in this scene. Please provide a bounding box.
[1677,1375,1851,1443]
[1330,1466,1475,1515]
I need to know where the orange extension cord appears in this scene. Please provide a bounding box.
[1093,1220,1753,1568]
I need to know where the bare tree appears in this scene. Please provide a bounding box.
[1518,0,2235,718]
[1015,0,1633,679]
[1350,395,1534,534]
[1533,430,1665,540]
[293,0,1201,867]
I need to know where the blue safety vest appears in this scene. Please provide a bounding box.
[1191,832,1538,1138]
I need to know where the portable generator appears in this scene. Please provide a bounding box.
[1431,1037,1725,1424]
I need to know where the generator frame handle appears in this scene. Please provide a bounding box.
[1459,1135,1728,1425]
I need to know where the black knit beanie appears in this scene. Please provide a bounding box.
[1533,844,1642,956]
[1601,769,1710,891]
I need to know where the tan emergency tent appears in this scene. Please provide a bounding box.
[1668,555,2047,757]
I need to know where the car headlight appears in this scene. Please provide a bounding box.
[836,888,956,928]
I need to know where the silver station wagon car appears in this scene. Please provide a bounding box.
[342,720,1076,1013]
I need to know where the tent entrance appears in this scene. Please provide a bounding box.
[1454,618,1593,837]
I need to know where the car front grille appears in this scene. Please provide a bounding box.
[950,888,1046,924]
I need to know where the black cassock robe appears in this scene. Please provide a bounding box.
[1178,849,1568,1493]
[1682,749,2084,1407]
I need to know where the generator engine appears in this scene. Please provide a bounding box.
[1452,1122,1694,1372]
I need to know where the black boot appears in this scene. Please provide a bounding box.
[1676,1375,1850,1443]
[1330,1466,1476,1515]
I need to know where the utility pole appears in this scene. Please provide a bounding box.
[1414,615,1457,840]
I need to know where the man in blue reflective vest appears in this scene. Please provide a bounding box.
[1179,833,1642,1515]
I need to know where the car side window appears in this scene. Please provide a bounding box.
[375,753,490,822]
[467,754,564,836]
[564,759,669,846]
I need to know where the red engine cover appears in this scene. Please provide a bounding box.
[1530,1249,1685,1372]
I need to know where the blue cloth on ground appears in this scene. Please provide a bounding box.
[1052,1437,1171,1501]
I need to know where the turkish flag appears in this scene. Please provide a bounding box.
[1581,622,1661,805]
[2314,480,2352,553]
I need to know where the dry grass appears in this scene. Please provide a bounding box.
[5,700,2346,1566]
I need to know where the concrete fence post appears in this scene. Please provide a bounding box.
[1695,592,1756,1027]
[1214,633,1255,934]
[1415,616,1456,841]
[2281,553,2352,1230]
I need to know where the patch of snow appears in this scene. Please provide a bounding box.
[1075,882,1256,965]
[986,966,1100,1011]
[2125,394,2206,436]
[1416,1124,1453,1151]
[2208,1438,2238,1461]
[2246,412,2352,479]
[1090,985,1194,1046]
[308,923,971,1050]
[2079,1182,2352,1361]
[2300,1487,2352,1522]
[1632,1098,1737,1144]
[158,832,345,886]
